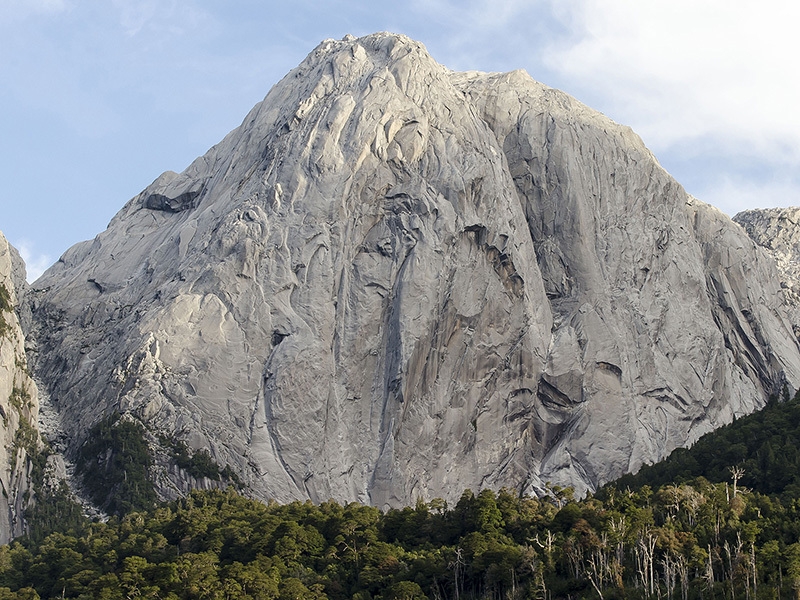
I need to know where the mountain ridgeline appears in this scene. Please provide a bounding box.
[8,32,800,523]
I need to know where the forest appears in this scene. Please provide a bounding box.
[4,392,800,599]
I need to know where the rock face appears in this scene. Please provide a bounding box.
[734,208,800,307]
[0,232,40,542]
[29,33,800,506]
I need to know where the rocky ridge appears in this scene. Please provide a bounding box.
[0,232,41,542]
[734,207,800,308]
[27,33,800,507]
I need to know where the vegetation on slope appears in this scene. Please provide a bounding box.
[76,413,157,516]
[0,282,12,338]
[0,477,800,599]
[612,389,800,501]
[75,413,243,519]
[5,391,800,598]
[160,435,243,487]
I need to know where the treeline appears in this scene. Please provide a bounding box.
[6,392,800,598]
[3,479,800,599]
[613,389,800,500]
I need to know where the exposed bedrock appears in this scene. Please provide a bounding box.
[28,33,800,506]
[0,233,41,542]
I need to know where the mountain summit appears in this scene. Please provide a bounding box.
[28,33,800,506]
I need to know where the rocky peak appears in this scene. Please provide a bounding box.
[26,33,800,507]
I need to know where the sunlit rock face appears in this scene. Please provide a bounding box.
[734,207,800,308]
[0,233,40,542]
[28,33,800,506]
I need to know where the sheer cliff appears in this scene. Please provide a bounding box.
[28,33,800,506]
[0,233,41,542]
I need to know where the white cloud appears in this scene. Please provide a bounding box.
[694,175,800,218]
[541,0,800,162]
[14,241,52,283]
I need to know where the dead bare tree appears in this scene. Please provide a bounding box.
[448,547,465,600]
[534,529,556,572]
[609,516,627,589]
[636,529,658,597]
[586,548,608,600]
[683,485,704,528]
[729,466,745,499]
[522,545,548,600]
[724,540,734,600]
[662,552,677,600]
[704,544,716,595]
[677,554,689,600]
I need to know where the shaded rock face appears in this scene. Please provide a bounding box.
[0,233,40,542]
[29,33,800,506]
[734,208,800,307]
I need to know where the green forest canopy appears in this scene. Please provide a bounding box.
[6,392,800,598]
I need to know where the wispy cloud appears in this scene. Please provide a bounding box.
[111,0,212,38]
[14,240,52,283]
[409,0,533,30]
[113,0,160,36]
[695,175,800,218]
[520,0,800,213]
[541,0,800,160]
[3,0,800,268]
[0,0,69,21]
[0,0,71,25]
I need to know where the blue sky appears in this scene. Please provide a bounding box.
[2,0,799,281]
